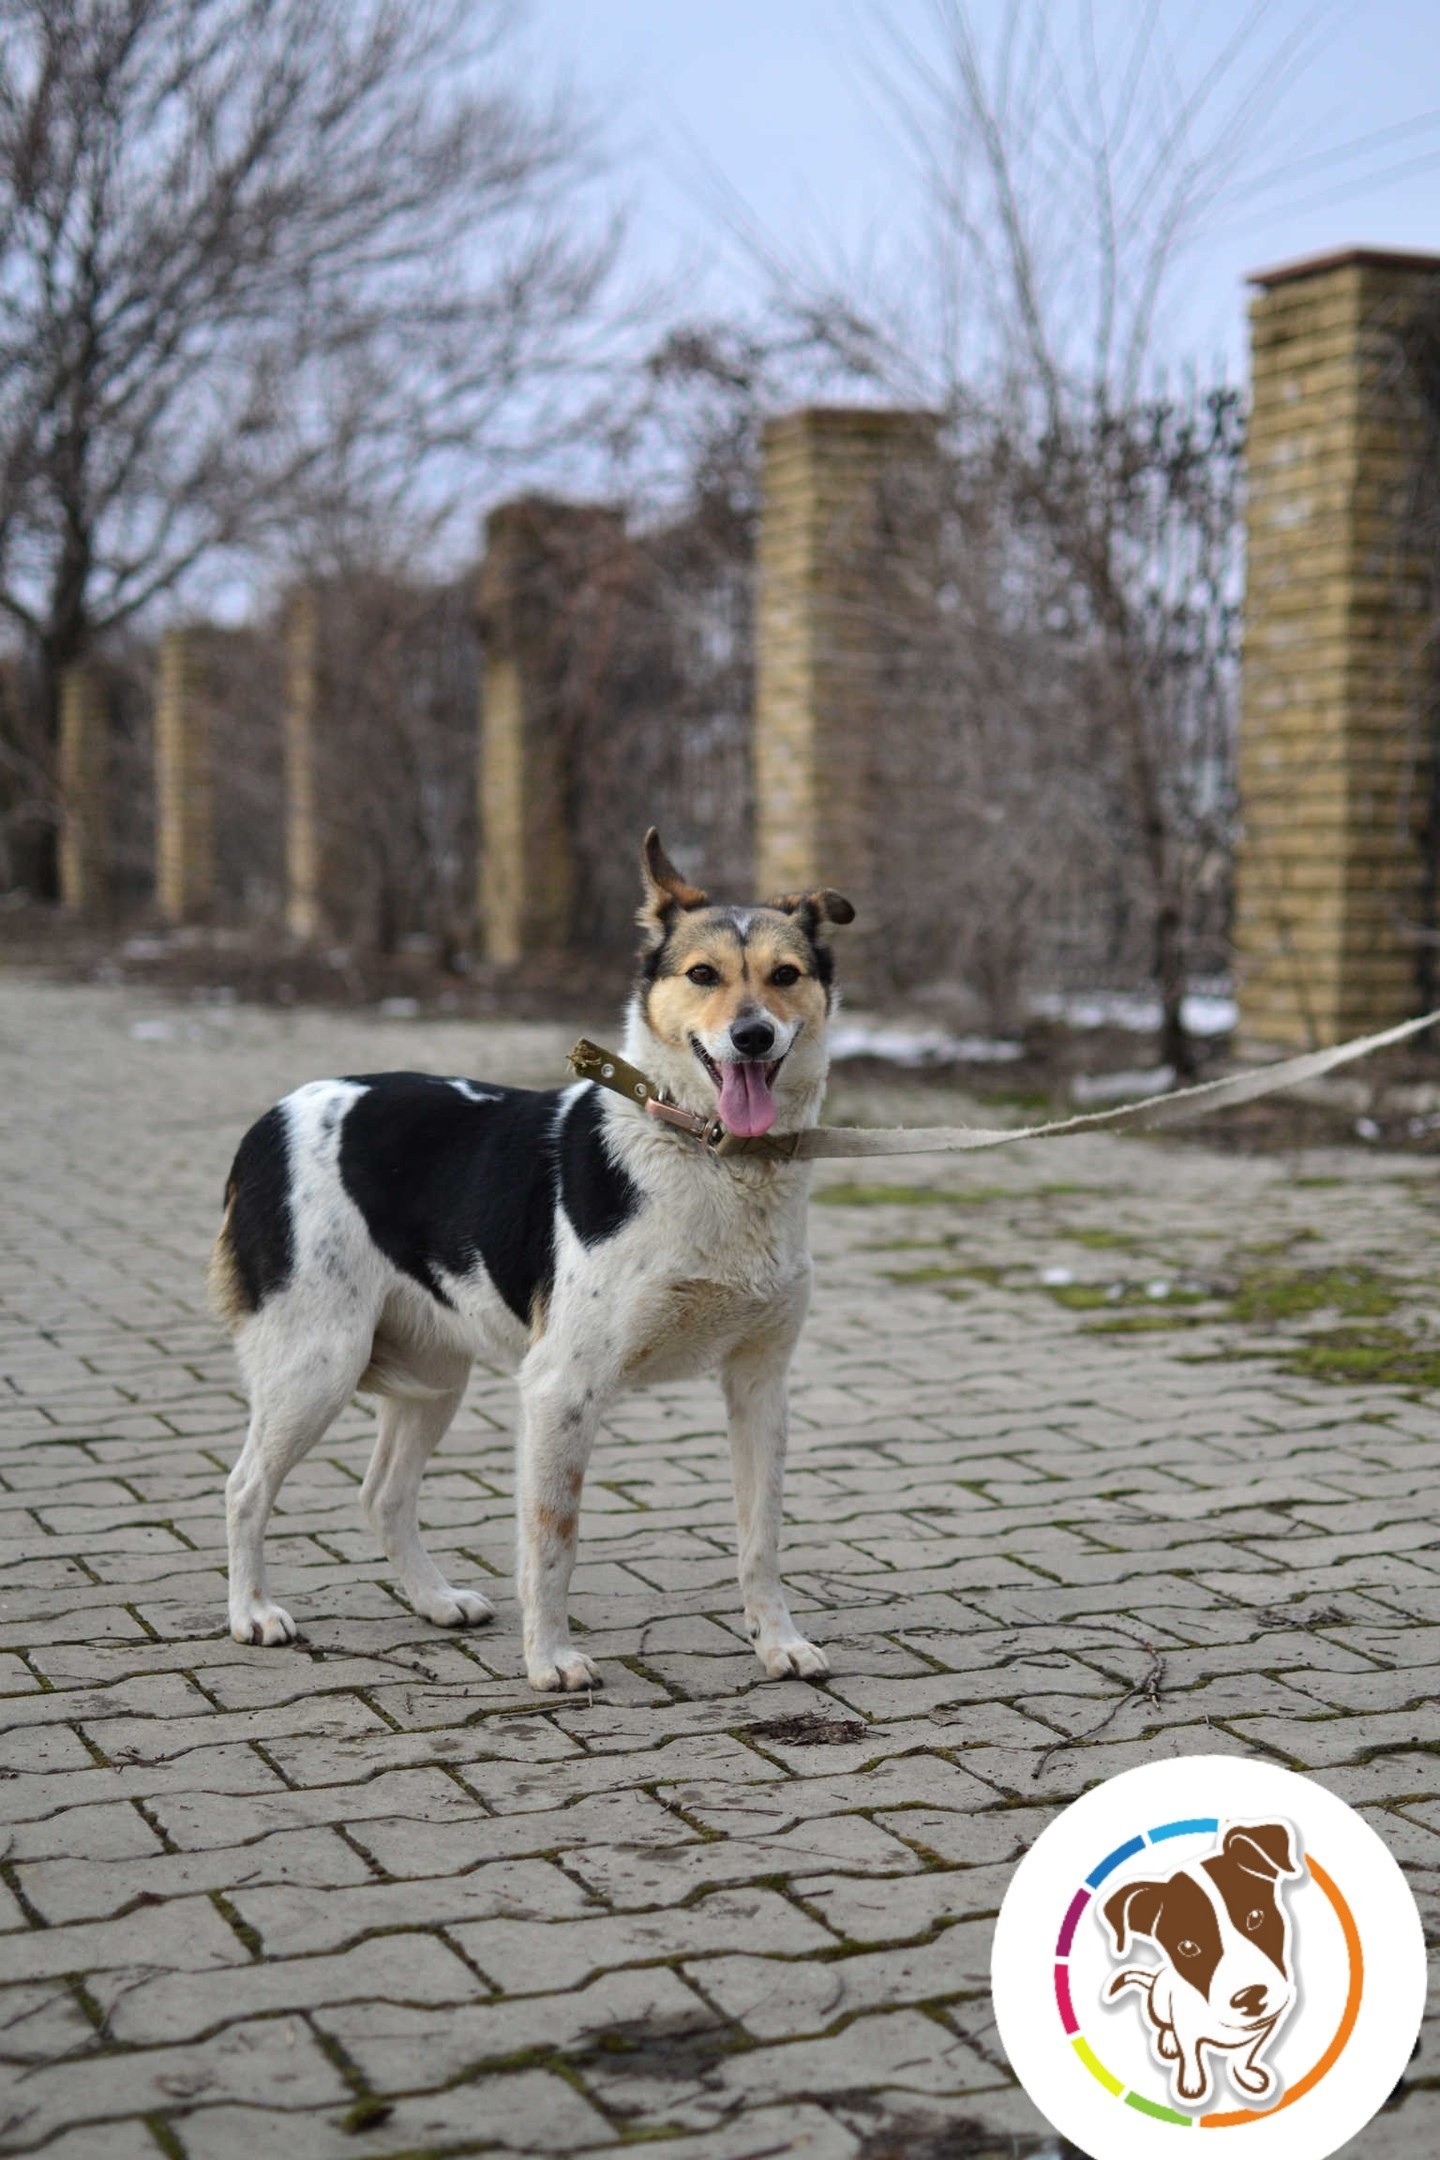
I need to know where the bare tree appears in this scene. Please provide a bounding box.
[0,0,621,891]
[732,0,1307,1067]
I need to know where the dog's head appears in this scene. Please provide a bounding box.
[1103,1822,1301,2037]
[628,828,854,1138]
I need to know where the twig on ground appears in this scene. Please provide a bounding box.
[1032,1642,1166,1780]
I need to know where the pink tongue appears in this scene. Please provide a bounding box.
[717,1060,777,1138]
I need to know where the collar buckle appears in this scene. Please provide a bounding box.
[645,1098,727,1147]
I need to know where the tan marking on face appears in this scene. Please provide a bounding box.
[644,908,828,1051]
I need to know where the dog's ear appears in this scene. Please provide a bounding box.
[1103,1877,1166,1954]
[638,828,708,945]
[1223,1823,1299,1881]
[764,888,857,928]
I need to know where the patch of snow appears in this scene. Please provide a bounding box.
[1030,988,1236,1037]
[1355,1116,1382,1143]
[130,1019,175,1041]
[829,1019,1024,1066]
[377,996,421,1019]
[1070,1065,1175,1105]
[122,935,172,961]
[1040,1266,1074,1287]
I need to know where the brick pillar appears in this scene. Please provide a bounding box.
[477,497,623,965]
[283,589,324,941]
[58,663,109,913]
[1235,248,1440,1049]
[754,407,940,941]
[154,626,215,923]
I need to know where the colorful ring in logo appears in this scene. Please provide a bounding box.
[1052,1815,1363,2128]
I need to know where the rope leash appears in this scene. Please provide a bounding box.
[568,1007,1440,1162]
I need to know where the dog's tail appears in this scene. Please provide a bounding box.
[208,1189,249,1333]
[1106,1967,1157,2003]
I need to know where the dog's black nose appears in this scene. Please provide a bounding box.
[1230,1985,1268,2018]
[730,1019,776,1059]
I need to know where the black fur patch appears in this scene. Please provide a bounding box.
[338,1074,559,1320]
[558,1084,640,1246]
[225,1105,294,1312]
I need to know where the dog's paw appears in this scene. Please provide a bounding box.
[527,1647,603,1693]
[759,1636,829,1681]
[230,1601,297,1647]
[1157,2028,1180,2060]
[414,1587,494,1629]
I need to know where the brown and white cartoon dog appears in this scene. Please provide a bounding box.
[1102,1822,1304,2110]
[210,831,853,1691]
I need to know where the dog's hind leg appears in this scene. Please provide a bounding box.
[227,1319,370,1646]
[361,1375,494,1629]
[723,1305,828,1681]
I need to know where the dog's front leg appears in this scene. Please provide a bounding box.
[723,1310,828,1681]
[515,1364,604,1692]
[1230,2027,1279,2099]
[1174,2033,1212,2107]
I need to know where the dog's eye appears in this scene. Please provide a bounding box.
[1178,1939,1201,1958]
[770,965,802,987]
[1246,1910,1265,1932]
[686,964,719,987]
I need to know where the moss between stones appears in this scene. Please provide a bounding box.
[883,1263,1005,1288]
[1226,1263,1402,1324]
[1083,1311,1212,1335]
[816,1182,1014,1207]
[341,2098,395,2134]
[1276,1326,1440,1388]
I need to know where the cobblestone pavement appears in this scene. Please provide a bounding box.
[3,978,1440,2159]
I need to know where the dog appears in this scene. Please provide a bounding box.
[210,830,855,1690]
[1101,1821,1303,2110]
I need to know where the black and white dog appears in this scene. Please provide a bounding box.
[211,831,854,1691]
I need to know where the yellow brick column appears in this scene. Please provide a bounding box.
[1235,248,1440,1049]
[283,589,324,941]
[754,407,940,930]
[154,626,215,923]
[477,498,622,965]
[58,663,109,914]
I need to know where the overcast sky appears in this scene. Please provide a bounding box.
[527,0,1440,386]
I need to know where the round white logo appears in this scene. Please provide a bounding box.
[990,1755,1425,2158]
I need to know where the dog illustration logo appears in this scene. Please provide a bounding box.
[1100,1820,1304,2111]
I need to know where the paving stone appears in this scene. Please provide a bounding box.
[229,1857,596,1963]
[175,2075,615,2158]
[19,1822,375,1924]
[0,1891,249,1984]
[690,1918,993,2038]
[6,979,1440,2153]
[318,1964,715,2090]
[96,1928,482,2044]
[584,2005,1007,2125]
[347,1784,694,1877]
[11,2123,168,2160]
[0,1976,97,2064]
[567,1813,923,1907]
[454,1883,837,1993]
[0,2012,348,2148]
